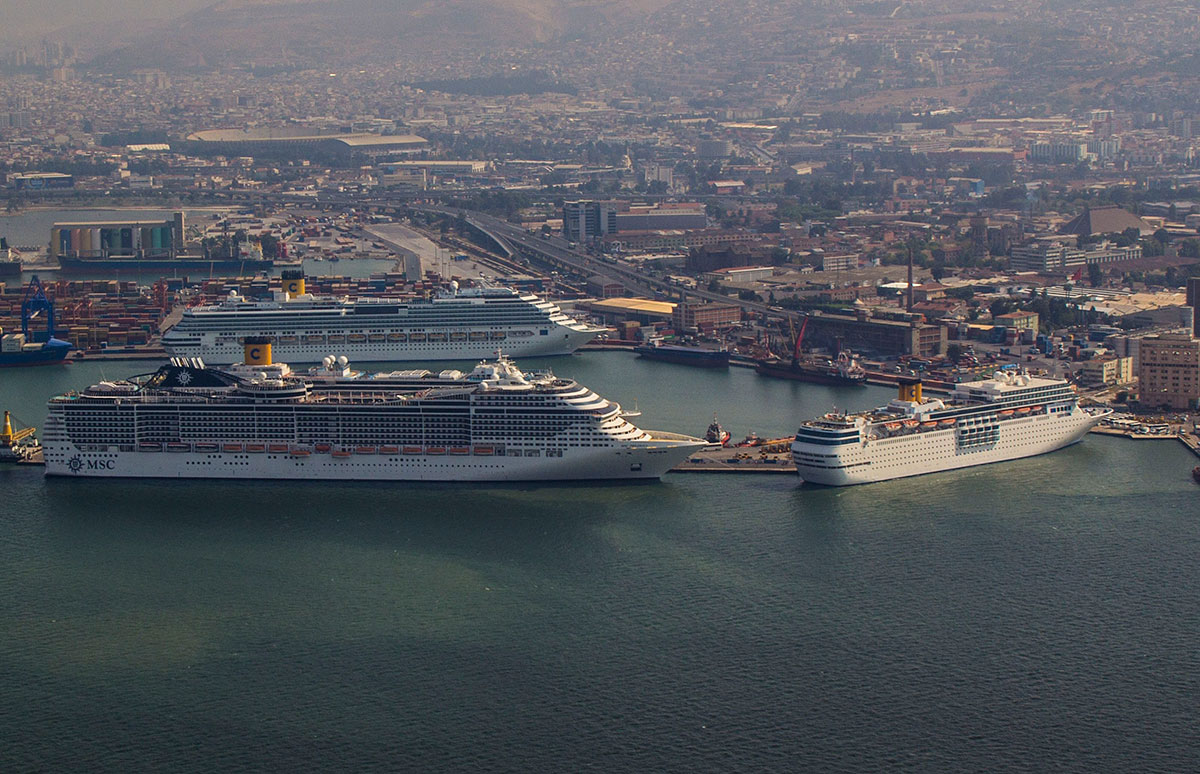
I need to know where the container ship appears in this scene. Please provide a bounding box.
[791,372,1111,486]
[161,273,604,364]
[0,276,72,367]
[43,340,704,481]
[634,340,730,368]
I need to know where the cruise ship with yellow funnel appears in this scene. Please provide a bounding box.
[791,371,1110,486]
[160,271,604,365]
[42,339,704,482]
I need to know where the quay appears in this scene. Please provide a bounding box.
[671,445,795,473]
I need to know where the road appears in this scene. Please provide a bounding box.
[410,205,801,323]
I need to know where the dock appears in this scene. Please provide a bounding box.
[671,445,795,473]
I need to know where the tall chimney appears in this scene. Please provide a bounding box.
[906,245,915,313]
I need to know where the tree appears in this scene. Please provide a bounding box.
[946,343,963,363]
[1087,262,1103,287]
[989,297,1016,319]
[946,286,975,301]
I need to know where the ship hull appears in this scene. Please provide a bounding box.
[44,437,700,482]
[756,360,866,386]
[793,408,1103,486]
[57,256,274,273]
[166,325,599,364]
[0,346,71,367]
[635,346,730,368]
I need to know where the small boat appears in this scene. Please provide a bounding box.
[194,442,219,452]
[998,409,1015,417]
[332,449,353,458]
[355,446,376,454]
[166,442,191,452]
[921,421,938,428]
[278,335,299,345]
[347,333,367,343]
[450,332,467,342]
[473,446,494,456]
[705,414,731,446]
[426,446,446,455]
[138,442,162,452]
[304,335,325,345]
[368,333,386,343]
[409,333,427,343]
[314,443,332,453]
[222,443,243,453]
[245,443,266,453]
[1193,466,1200,484]
[1016,407,1030,414]
[885,422,902,430]
[268,443,290,453]
[429,333,447,342]
[290,448,311,457]
[1031,406,1043,412]
[490,331,506,340]
[387,333,405,342]
[327,334,346,344]
[402,446,423,454]
[939,418,956,426]
[449,446,470,455]
[469,331,488,340]
[379,445,400,454]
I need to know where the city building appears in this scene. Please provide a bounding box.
[562,200,618,243]
[1079,356,1134,387]
[804,309,947,358]
[672,302,742,332]
[1137,334,1200,410]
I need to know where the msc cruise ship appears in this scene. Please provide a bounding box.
[43,342,703,482]
[160,274,604,365]
[791,370,1111,486]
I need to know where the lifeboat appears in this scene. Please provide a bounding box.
[278,335,299,345]
[290,448,311,457]
[347,333,367,343]
[473,446,494,456]
[429,333,447,342]
[885,422,902,430]
[469,331,488,340]
[387,333,405,342]
[245,443,266,453]
[490,332,506,340]
[194,442,219,452]
[449,446,470,455]
[138,442,163,452]
[409,333,427,342]
[166,442,191,452]
[327,334,346,344]
[902,420,919,428]
[314,443,332,453]
[940,418,956,426]
[379,445,400,455]
[304,335,325,345]
[1016,407,1030,414]
[222,443,243,453]
[268,443,290,453]
[355,446,377,454]
[402,446,423,454]
[331,449,353,458]
[368,333,386,343]
[426,446,446,455]
[1031,405,1043,412]
[450,332,467,341]
[998,409,1015,417]
[920,421,938,428]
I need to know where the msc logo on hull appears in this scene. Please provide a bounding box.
[67,455,115,474]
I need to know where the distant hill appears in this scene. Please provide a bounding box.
[79,0,671,72]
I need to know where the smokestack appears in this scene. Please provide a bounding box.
[1188,277,1200,339]
[906,245,914,313]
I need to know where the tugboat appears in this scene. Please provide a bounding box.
[705,414,731,446]
[0,411,40,462]
[0,276,72,367]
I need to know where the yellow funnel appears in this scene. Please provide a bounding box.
[898,380,923,403]
[244,337,273,366]
[282,270,306,299]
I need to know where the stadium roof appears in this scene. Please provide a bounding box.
[1060,206,1154,237]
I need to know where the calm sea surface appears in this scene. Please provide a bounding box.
[1,352,1198,772]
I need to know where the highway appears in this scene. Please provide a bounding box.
[409,205,800,323]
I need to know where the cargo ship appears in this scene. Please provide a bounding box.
[755,351,867,386]
[791,372,1111,486]
[161,273,604,364]
[56,253,274,273]
[0,276,72,367]
[0,239,20,277]
[757,314,867,385]
[42,340,704,482]
[634,340,730,368]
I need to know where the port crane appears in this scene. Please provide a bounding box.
[21,275,56,342]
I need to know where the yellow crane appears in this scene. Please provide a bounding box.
[1,411,36,447]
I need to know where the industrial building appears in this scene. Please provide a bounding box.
[186,129,428,159]
[802,309,947,358]
[50,212,185,260]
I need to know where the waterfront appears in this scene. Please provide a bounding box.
[2,352,1199,771]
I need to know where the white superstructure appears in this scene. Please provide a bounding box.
[161,283,604,365]
[791,371,1111,486]
[43,350,703,482]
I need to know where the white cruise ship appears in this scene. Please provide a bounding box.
[43,342,703,482]
[161,274,604,365]
[791,371,1111,486]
